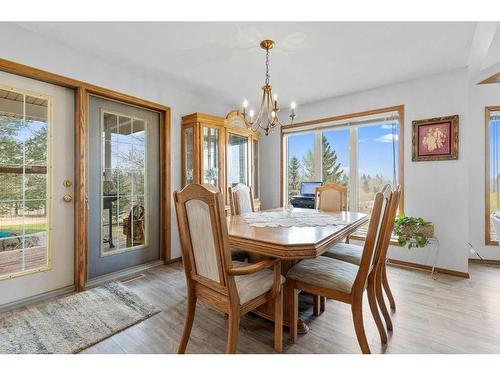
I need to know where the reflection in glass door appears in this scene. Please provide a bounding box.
[203,127,219,186]
[88,96,160,280]
[101,112,147,255]
[227,133,248,188]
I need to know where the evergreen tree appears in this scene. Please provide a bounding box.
[322,135,346,185]
[302,148,315,180]
[340,173,349,187]
[287,156,302,201]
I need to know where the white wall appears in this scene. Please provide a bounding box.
[0,23,231,261]
[261,68,470,273]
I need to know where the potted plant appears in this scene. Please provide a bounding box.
[393,215,434,249]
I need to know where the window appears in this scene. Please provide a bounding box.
[283,107,403,234]
[0,87,50,279]
[486,107,500,245]
[358,123,399,214]
[101,111,147,255]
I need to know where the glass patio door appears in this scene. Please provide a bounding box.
[87,96,160,280]
[0,71,75,307]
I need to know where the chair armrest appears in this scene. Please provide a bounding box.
[227,259,279,276]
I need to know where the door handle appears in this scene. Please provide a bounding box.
[63,194,73,203]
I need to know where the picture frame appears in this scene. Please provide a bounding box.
[412,115,459,161]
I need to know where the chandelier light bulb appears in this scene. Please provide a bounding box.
[243,99,248,108]
[291,101,296,110]
[249,109,255,118]
[271,110,276,118]
[273,93,278,101]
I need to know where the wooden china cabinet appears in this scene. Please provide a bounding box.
[181,110,260,213]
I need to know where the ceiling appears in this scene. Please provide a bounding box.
[16,22,478,109]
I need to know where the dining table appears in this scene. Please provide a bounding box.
[227,207,368,334]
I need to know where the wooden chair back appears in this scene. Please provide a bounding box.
[228,183,254,215]
[367,184,393,273]
[174,184,234,292]
[374,185,401,272]
[352,186,391,291]
[315,183,348,212]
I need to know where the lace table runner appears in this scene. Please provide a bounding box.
[241,210,349,228]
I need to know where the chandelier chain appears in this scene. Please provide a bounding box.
[265,48,270,85]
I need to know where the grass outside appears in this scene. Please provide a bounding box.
[0,222,47,235]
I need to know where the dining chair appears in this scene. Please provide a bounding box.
[312,182,349,316]
[286,187,392,354]
[174,183,284,354]
[229,183,255,215]
[228,183,255,262]
[315,182,348,212]
[322,185,401,332]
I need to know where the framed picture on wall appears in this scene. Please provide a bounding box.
[412,115,459,161]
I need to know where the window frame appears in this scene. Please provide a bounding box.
[0,84,53,280]
[485,106,500,246]
[99,109,149,257]
[280,105,405,238]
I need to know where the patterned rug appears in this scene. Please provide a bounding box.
[0,282,160,354]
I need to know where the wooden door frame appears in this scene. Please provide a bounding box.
[485,106,500,246]
[0,58,171,291]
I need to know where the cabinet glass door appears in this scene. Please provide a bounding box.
[184,127,194,185]
[203,127,219,186]
[227,133,248,188]
[252,139,259,198]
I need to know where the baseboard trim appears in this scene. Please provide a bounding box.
[85,259,164,289]
[0,285,75,313]
[165,256,181,264]
[387,258,470,279]
[468,258,500,265]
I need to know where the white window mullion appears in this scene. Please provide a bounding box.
[314,130,322,181]
[349,127,359,211]
[283,135,289,204]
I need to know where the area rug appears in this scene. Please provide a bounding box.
[0,282,160,354]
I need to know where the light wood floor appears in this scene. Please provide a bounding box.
[82,262,500,354]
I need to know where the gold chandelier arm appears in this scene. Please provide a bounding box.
[241,39,295,135]
[250,88,267,132]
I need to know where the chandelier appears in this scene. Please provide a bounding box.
[241,40,296,136]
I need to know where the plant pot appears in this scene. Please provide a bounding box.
[399,223,434,239]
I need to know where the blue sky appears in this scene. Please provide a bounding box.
[287,123,399,180]
[489,119,500,181]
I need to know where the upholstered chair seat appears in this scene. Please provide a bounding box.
[322,243,363,265]
[233,261,286,304]
[286,187,397,354]
[287,257,358,294]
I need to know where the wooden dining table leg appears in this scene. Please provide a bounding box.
[251,259,309,334]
